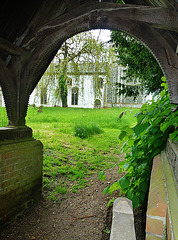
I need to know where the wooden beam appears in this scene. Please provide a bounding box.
[65,0,79,11]
[38,3,178,34]
[0,38,29,56]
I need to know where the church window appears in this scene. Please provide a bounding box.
[72,87,78,105]
[100,78,103,88]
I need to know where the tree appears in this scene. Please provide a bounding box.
[38,31,116,107]
[110,31,163,98]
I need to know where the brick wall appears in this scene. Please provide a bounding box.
[146,140,178,240]
[0,136,43,228]
[146,155,167,239]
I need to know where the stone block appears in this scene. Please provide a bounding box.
[110,198,136,240]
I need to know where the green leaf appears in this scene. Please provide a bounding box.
[118,161,126,174]
[139,181,148,192]
[132,195,140,209]
[107,199,115,207]
[109,182,120,193]
[137,114,145,124]
[119,130,127,140]
[124,126,134,135]
[98,171,105,181]
[118,176,130,189]
[125,190,140,210]
[169,131,178,141]
[118,161,126,168]
[132,122,150,136]
[103,186,110,194]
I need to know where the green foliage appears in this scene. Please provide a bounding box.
[110,31,163,97]
[0,107,8,127]
[74,122,103,139]
[100,78,178,209]
[116,0,125,3]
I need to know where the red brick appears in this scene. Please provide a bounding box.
[147,202,167,218]
[146,217,164,236]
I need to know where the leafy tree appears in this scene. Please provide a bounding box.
[110,31,163,98]
[38,31,115,107]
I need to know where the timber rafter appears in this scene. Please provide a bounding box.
[22,2,178,50]
[0,38,30,57]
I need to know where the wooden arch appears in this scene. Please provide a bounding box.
[0,2,178,126]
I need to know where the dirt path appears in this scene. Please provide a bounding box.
[0,167,145,240]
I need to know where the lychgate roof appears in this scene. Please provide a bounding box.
[0,0,178,52]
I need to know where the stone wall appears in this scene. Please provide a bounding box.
[0,127,43,229]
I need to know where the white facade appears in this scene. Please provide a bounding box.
[66,75,106,109]
[0,89,5,107]
[18,65,146,109]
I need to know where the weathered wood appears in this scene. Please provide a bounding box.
[0,38,29,56]
[65,0,79,11]
[0,1,178,127]
[22,2,178,51]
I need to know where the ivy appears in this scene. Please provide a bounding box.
[99,77,178,209]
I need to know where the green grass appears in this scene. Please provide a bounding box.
[0,107,8,127]
[74,122,103,139]
[0,106,139,202]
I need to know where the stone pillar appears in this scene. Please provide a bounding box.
[110,198,136,240]
[0,127,43,229]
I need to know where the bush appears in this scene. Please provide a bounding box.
[74,122,103,139]
[99,78,178,209]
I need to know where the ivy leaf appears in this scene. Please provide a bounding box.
[137,114,145,124]
[118,161,126,168]
[118,161,126,174]
[169,131,178,142]
[125,190,140,210]
[109,182,120,193]
[119,130,127,140]
[98,171,105,181]
[160,122,170,132]
[132,122,150,136]
[118,176,130,189]
[124,126,134,135]
[139,181,148,192]
[107,199,115,207]
[132,195,140,209]
[103,186,110,194]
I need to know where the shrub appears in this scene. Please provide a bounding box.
[99,78,178,209]
[74,122,103,139]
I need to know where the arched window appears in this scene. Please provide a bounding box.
[100,78,103,89]
[94,99,101,109]
[72,87,78,105]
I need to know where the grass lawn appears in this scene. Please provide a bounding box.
[0,106,139,201]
